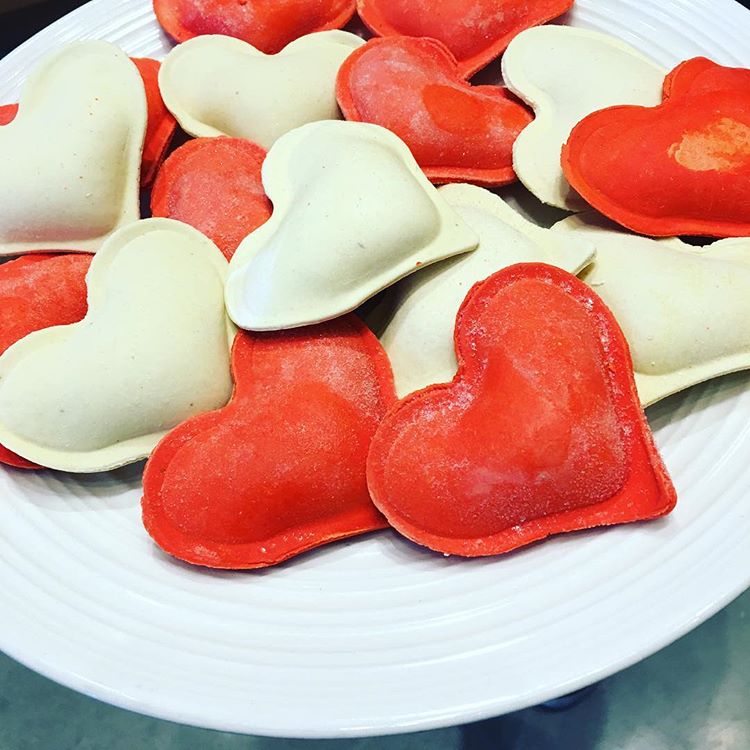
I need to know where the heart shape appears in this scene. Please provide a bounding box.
[0,58,175,188]
[367,263,676,557]
[336,37,532,186]
[562,60,750,238]
[0,219,233,473]
[0,253,91,470]
[554,212,750,406]
[0,42,147,256]
[356,0,573,78]
[142,316,395,569]
[154,0,355,52]
[159,31,363,149]
[502,26,664,210]
[151,137,272,260]
[377,184,594,397]
[225,120,478,331]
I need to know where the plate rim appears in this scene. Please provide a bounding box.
[0,0,749,738]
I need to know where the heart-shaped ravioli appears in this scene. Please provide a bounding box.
[151,137,271,260]
[553,212,750,406]
[377,184,594,397]
[562,59,750,238]
[367,263,677,557]
[502,26,664,210]
[142,316,395,569]
[336,37,532,186]
[1,58,176,189]
[225,121,479,331]
[0,42,147,256]
[357,0,573,79]
[0,219,234,473]
[0,254,92,469]
[159,31,363,149]
[154,0,355,52]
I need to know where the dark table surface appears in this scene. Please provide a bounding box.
[0,1,749,748]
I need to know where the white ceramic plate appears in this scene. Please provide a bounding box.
[1,0,750,739]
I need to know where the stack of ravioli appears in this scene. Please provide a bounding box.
[0,0,748,569]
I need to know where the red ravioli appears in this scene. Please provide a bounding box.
[356,0,574,79]
[367,263,676,557]
[0,59,175,188]
[562,60,750,238]
[142,316,395,569]
[132,58,177,187]
[0,104,17,126]
[151,138,271,260]
[154,0,356,51]
[337,36,532,186]
[0,254,92,470]
[663,57,750,99]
